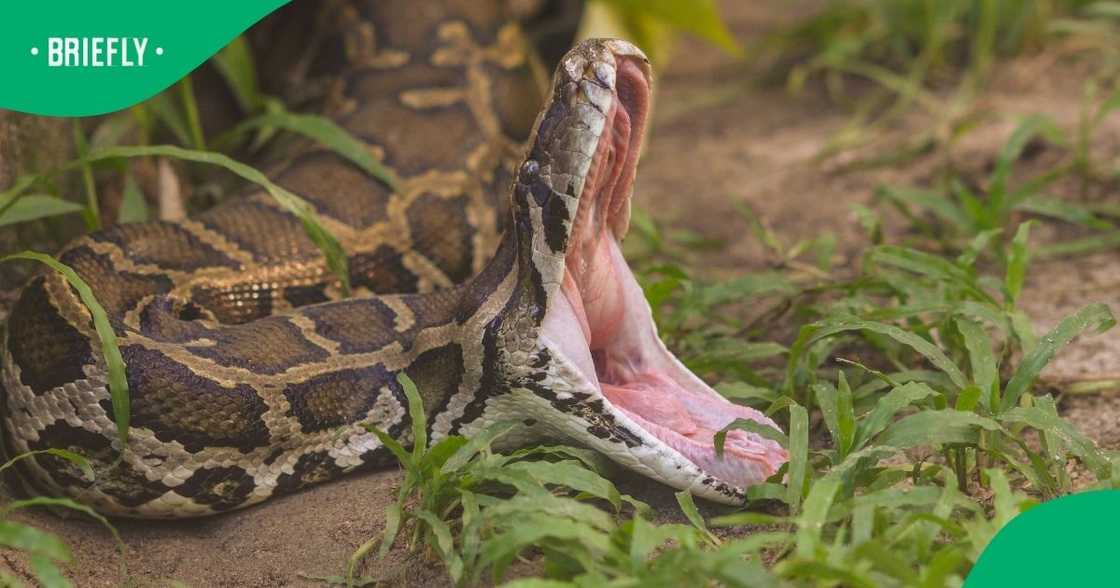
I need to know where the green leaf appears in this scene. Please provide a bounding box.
[866,245,994,305]
[1001,405,1110,478]
[1015,197,1112,230]
[83,144,351,295]
[395,373,426,460]
[957,228,1003,268]
[674,490,718,545]
[786,403,810,509]
[413,509,463,582]
[117,173,149,224]
[1001,303,1116,412]
[874,185,971,231]
[835,372,856,457]
[505,460,622,511]
[0,521,70,561]
[72,120,101,230]
[955,317,998,408]
[788,317,968,392]
[1,252,130,446]
[1004,221,1033,305]
[30,555,71,588]
[596,0,742,56]
[211,36,262,113]
[0,194,84,227]
[223,110,400,193]
[714,418,788,458]
[794,477,841,558]
[877,409,1003,449]
[0,449,93,481]
[441,421,519,474]
[1,496,125,560]
[990,115,1063,206]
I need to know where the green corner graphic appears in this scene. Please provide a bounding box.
[966,489,1120,586]
[0,0,290,116]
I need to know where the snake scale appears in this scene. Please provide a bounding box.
[0,0,787,518]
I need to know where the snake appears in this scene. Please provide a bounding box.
[0,0,787,518]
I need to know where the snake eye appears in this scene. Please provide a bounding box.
[519,159,539,183]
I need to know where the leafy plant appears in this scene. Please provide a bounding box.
[0,450,125,588]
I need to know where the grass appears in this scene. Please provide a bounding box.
[752,0,1120,157]
[323,204,1114,586]
[1,3,1120,586]
[0,450,124,588]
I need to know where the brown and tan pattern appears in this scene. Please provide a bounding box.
[2,2,767,518]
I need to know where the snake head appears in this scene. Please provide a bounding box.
[500,39,789,504]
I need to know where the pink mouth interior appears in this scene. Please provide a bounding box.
[545,57,789,490]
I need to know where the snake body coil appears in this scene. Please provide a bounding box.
[1,1,787,518]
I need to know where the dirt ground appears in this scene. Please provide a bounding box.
[4,1,1120,586]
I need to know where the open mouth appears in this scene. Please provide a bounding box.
[539,51,789,495]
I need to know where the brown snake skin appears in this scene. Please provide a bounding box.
[1,0,787,518]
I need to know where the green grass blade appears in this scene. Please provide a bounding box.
[1000,303,1115,412]
[598,0,742,56]
[2,252,129,446]
[835,371,856,457]
[955,317,998,408]
[72,120,101,230]
[1015,197,1112,230]
[789,318,969,392]
[1003,221,1033,306]
[877,409,1003,449]
[794,477,841,558]
[3,496,126,562]
[674,490,718,545]
[211,36,262,113]
[0,449,92,480]
[1000,405,1110,478]
[397,373,427,459]
[1037,230,1120,259]
[178,77,206,150]
[714,418,788,458]
[867,245,995,305]
[117,173,150,224]
[786,403,810,510]
[30,553,71,588]
[853,382,940,451]
[224,110,401,193]
[83,144,351,295]
[412,509,463,582]
[0,521,70,562]
[505,460,622,511]
[0,194,84,227]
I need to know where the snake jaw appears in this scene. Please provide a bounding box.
[524,40,788,504]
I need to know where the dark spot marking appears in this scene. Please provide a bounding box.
[284,284,330,308]
[175,465,256,511]
[121,346,271,453]
[304,298,398,354]
[186,318,329,374]
[282,366,392,433]
[7,278,95,395]
[350,245,419,294]
[274,451,345,496]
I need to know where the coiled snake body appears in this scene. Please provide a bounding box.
[1,1,787,518]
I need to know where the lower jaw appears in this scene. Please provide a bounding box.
[543,229,789,492]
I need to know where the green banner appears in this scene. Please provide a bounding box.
[0,0,289,116]
[966,489,1120,586]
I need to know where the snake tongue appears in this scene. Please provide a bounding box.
[547,226,789,491]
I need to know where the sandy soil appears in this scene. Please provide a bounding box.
[4,0,1120,585]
